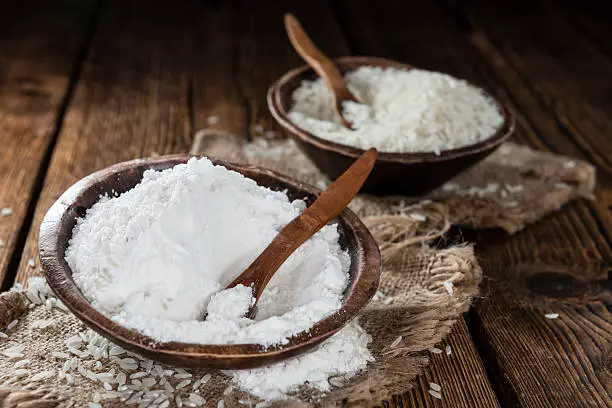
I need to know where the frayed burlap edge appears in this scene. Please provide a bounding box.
[0,240,480,408]
[193,130,596,236]
[190,130,482,407]
[0,292,64,408]
[0,129,485,408]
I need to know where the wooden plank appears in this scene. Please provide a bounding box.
[332,0,612,406]
[457,0,612,179]
[189,1,500,406]
[326,2,501,407]
[397,320,500,408]
[190,1,245,138]
[470,219,612,408]
[0,0,95,288]
[14,0,195,285]
[440,3,612,405]
[232,0,349,139]
[463,28,612,209]
[549,0,612,58]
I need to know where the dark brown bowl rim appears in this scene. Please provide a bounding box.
[268,56,516,163]
[38,155,381,366]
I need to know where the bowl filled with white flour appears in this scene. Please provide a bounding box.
[268,56,515,195]
[38,155,380,370]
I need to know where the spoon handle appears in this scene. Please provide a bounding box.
[284,13,356,103]
[228,148,378,310]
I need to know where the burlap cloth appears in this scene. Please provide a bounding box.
[0,131,595,408]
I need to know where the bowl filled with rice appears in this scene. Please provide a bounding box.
[267,56,515,196]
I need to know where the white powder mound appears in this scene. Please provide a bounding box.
[15,277,374,405]
[66,157,351,347]
[206,284,254,321]
[226,321,373,401]
[288,66,505,154]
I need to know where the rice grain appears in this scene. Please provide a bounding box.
[428,389,442,399]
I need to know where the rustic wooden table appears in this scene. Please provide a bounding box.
[0,0,610,406]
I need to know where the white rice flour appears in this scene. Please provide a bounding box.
[288,66,505,154]
[65,157,373,400]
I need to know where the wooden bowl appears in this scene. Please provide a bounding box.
[268,56,516,196]
[38,156,381,369]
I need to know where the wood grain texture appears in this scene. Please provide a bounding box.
[457,0,612,180]
[232,0,349,139]
[189,0,501,405]
[396,320,501,408]
[323,2,503,406]
[332,0,611,406]
[549,0,612,59]
[190,1,246,138]
[469,220,612,408]
[443,1,612,406]
[0,0,95,287]
[284,13,359,128]
[3,0,609,406]
[14,1,195,285]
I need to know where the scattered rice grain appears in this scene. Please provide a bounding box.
[130,372,148,379]
[189,394,206,405]
[126,391,144,404]
[14,368,28,376]
[428,389,442,399]
[52,351,70,359]
[563,160,576,169]
[14,359,30,368]
[443,280,454,295]
[408,213,427,222]
[545,313,559,319]
[141,378,156,388]
[30,370,56,381]
[505,184,524,193]
[109,345,126,357]
[77,364,88,378]
[174,373,192,379]
[389,336,402,348]
[429,382,441,392]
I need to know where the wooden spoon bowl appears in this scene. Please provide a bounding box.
[38,155,381,369]
[267,56,516,196]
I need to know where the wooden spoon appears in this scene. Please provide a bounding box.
[226,148,378,318]
[284,13,360,129]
